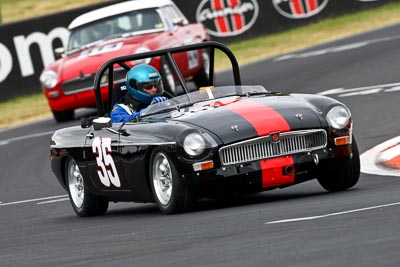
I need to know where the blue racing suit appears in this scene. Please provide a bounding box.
[111,104,145,123]
[111,96,168,123]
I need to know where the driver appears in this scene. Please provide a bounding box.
[111,64,168,122]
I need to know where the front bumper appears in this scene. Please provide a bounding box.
[44,86,109,112]
[181,144,352,191]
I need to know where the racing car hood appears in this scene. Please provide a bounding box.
[56,33,161,80]
[173,95,325,145]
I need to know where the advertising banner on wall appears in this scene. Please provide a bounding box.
[0,1,123,101]
[0,0,395,101]
[195,0,260,37]
[175,0,392,41]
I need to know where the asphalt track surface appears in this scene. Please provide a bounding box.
[2,23,400,266]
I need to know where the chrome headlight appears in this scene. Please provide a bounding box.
[183,132,206,157]
[39,70,59,89]
[327,105,351,129]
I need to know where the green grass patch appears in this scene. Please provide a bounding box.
[0,94,50,129]
[1,0,105,23]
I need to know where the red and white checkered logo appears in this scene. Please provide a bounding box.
[273,0,329,19]
[196,0,259,37]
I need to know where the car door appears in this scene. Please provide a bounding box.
[84,125,128,192]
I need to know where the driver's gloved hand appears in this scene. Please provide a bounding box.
[150,96,168,105]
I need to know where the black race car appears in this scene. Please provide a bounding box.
[50,41,360,216]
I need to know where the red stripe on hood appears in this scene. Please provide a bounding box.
[223,99,295,188]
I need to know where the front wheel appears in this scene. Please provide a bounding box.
[317,136,360,192]
[149,148,195,214]
[66,158,109,217]
[52,109,74,122]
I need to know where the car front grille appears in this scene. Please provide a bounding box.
[61,68,127,95]
[219,129,327,166]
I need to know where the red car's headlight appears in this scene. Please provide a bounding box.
[40,70,59,89]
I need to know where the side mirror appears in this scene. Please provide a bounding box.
[172,18,186,27]
[54,47,65,60]
[93,117,112,130]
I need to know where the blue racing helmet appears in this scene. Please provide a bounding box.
[126,64,164,104]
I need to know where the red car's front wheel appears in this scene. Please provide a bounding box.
[52,110,74,122]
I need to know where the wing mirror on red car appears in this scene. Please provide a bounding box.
[54,47,65,60]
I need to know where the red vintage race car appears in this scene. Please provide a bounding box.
[40,0,210,122]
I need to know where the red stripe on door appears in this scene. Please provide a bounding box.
[223,99,295,188]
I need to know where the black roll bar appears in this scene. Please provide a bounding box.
[93,41,241,117]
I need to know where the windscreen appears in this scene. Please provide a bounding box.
[67,9,164,51]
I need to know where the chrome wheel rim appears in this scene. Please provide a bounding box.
[67,159,84,209]
[152,152,173,205]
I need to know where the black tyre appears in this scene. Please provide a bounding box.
[149,148,195,214]
[159,58,177,95]
[193,49,210,88]
[66,157,109,217]
[52,110,74,122]
[317,136,360,192]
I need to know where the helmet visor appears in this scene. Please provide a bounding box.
[138,80,164,95]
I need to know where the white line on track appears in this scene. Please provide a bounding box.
[0,131,54,146]
[318,82,400,97]
[0,195,68,206]
[265,202,400,224]
[273,33,400,62]
[37,198,69,205]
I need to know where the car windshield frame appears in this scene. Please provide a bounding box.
[67,8,166,52]
[142,85,270,117]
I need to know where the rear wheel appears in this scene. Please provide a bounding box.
[66,158,108,217]
[149,148,195,214]
[52,110,74,122]
[317,136,360,192]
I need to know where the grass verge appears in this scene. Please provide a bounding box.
[1,0,108,23]
[1,2,400,130]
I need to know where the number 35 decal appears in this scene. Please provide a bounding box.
[92,137,121,187]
